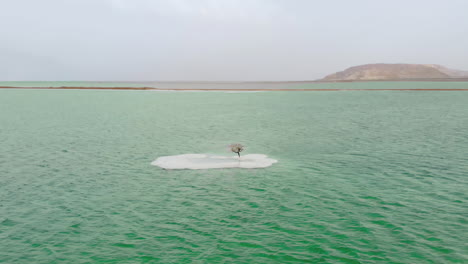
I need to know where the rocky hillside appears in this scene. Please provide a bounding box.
[321,64,468,81]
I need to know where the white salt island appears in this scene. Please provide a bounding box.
[151,154,277,170]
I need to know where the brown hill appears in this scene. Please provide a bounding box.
[321,64,468,81]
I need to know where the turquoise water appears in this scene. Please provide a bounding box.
[1,81,468,90]
[1,89,467,263]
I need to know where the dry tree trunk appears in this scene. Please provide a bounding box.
[230,144,244,158]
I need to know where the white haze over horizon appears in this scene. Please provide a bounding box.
[1,0,467,81]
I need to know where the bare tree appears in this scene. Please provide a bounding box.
[230,144,244,158]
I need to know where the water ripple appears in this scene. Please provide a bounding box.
[1,90,467,263]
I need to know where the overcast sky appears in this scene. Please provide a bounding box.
[1,0,467,81]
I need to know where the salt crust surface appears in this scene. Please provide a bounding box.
[151,154,277,170]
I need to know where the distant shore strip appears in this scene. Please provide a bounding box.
[1,86,468,91]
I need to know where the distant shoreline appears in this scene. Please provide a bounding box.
[1,86,468,91]
[1,78,468,84]
[314,78,468,83]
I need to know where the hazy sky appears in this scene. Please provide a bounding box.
[1,0,467,81]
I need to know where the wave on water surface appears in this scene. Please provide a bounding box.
[151,154,277,170]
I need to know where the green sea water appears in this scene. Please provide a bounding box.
[0,88,467,263]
